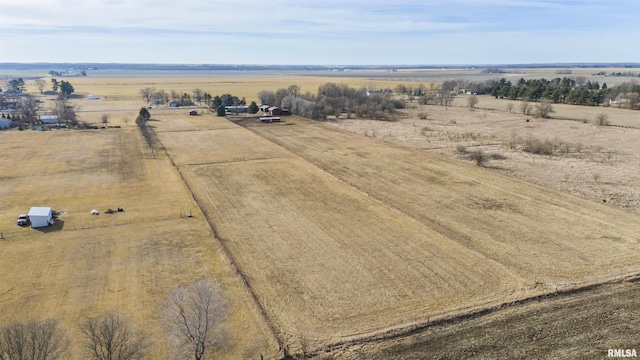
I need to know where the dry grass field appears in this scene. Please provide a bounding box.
[0,128,277,359]
[2,70,640,359]
[327,101,640,214]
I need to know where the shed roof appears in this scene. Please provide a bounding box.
[28,207,52,217]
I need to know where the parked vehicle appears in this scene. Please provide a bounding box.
[17,214,29,226]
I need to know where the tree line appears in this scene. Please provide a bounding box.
[257,83,404,121]
[0,280,226,360]
[482,77,639,109]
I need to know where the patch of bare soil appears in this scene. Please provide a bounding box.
[326,104,640,213]
[330,279,640,359]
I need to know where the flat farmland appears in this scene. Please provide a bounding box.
[154,116,529,344]
[180,158,528,341]
[43,76,418,103]
[247,121,640,284]
[156,113,640,354]
[0,128,276,359]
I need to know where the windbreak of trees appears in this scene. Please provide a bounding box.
[258,82,404,121]
[483,77,640,108]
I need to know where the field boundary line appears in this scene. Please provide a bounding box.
[150,125,282,357]
[311,272,640,356]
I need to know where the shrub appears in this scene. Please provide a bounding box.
[467,150,488,166]
[523,137,555,155]
[595,113,609,126]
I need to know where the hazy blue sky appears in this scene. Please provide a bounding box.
[1,0,638,65]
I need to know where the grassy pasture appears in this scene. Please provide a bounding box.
[0,128,276,359]
[451,94,640,128]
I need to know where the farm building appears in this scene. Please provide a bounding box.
[87,94,99,100]
[39,115,59,124]
[27,207,55,228]
[225,105,249,113]
[267,107,290,116]
[259,104,270,113]
[0,118,11,129]
[189,110,198,116]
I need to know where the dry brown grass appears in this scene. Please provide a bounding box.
[149,113,640,355]
[0,128,276,359]
[329,103,640,214]
[4,71,639,358]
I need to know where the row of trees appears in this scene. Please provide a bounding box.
[257,83,405,121]
[2,78,74,98]
[483,78,639,108]
[139,87,249,108]
[0,281,225,360]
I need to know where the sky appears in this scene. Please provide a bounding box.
[0,0,638,65]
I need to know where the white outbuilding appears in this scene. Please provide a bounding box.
[87,94,99,100]
[40,115,59,124]
[27,207,55,228]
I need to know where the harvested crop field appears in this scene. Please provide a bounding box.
[152,113,640,354]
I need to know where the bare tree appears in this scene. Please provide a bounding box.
[170,90,181,102]
[79,312,148,360]
[287,84,301,97]
[520,100,531,115]
[467,95,479,110]
[50,98,79,127]
[101,114,109,128]
[34,79,47,94]
[163,280,227,360]
[139,87,155,104]
[19,94,40,125]
[153,90,167,106]
[534,100,554,118]
[595,113,609,126]
[192,89,204,105]
[506,102,514,113]
[0,319,69,360]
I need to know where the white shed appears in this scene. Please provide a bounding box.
[27,207,54,228]
[87,94,99,100]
